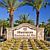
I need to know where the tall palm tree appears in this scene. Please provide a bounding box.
[21,0,50,39]
[0,0,22,28]
[14,14,34,26]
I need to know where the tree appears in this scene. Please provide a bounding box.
[47,19,50,24]
[22,0,50,39]
[0,0,22,28]
[44,26,48,40]
[0,19,9,36]
[46,19,50,37]
[39,22,45,27]
[14,14,34,27]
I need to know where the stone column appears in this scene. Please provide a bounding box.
[6,28,8,40]
[1,27,3,36]
[6,28,13,40]
[42,28,44,40]
[38,28,44,40]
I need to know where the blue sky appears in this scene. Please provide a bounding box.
[0,0,50,24]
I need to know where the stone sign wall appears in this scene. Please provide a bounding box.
[7,23,44,40]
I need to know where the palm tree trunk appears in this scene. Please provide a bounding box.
[9,8,14,38]
[36,9,39,39]
[9,9,14,28]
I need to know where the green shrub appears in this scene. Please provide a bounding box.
[40,40,50,46]
[2,47,9,50]
[0,43,2,47]
[30,39,39,50]
[23,40,29,50]
[35,39,48,50]
[12,47,18,50]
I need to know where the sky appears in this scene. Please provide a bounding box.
[0,0,50,24]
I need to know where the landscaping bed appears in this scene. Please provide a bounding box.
[0,38,50,50]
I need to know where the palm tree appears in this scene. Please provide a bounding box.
[46,19,50,36]
[22,0,50,39]
[0,19,9,36]
[47,19,50,24]
[39,22,45,27]
[14,14,34,26]
[0,0,22,28]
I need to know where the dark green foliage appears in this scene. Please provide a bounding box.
[14,14,34,27]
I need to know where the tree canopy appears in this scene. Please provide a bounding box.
[0,0,22,12]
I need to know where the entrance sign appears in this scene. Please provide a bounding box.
[7,23,44,40]
[14,27,36,39]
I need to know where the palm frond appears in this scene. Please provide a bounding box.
[33,0,43,10]
[7,0,12,7]
[8,0,14,3]
[43,2,49,8]
[12,0,17,6]
[13,0,22,10]
[19,1,27,6]
[2,0,9,7]
[27,2,33,6]
[8,0,16,6]
[19,1,33,8]
[48,2,50,5]
[0,1,8,8]
[23,0,43,10]
[24,0,32,2]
